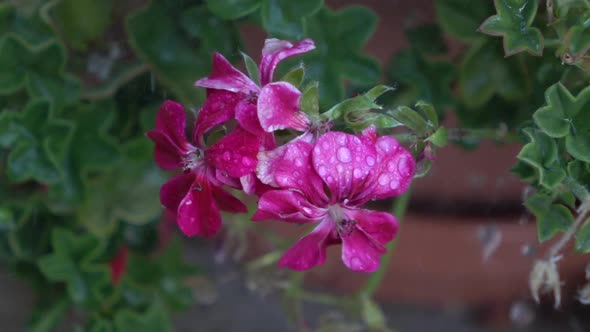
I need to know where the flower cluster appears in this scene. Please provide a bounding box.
[147,38,415,272]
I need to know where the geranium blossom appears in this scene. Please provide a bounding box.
[253,127,415,272]
[147,100,254,237]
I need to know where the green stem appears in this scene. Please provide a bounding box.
[360,188,412,298]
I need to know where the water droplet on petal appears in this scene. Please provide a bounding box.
[387,160,396,172]
[241,156,253,166]
[318,166,327,176]
[322,141,330,149]
[327,176,334,183]
[366,156,375,166]
[350,256,363,270]
[337,147,352,163]
[185,200,192,205]
[378,174,389,186]
[336,164,343,173]
[223,151,231,161]
[398,156,412,177]
[389,177,399,190]
[353,168,362,178]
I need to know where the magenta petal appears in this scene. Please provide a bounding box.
[206,127,260,178]
[278,220,333,271]
[193,90,242,145]
[341,224,388,273]
[344,209,398,246]
[146,130,184,169]
[211,185,247,214]
[177,174,221,237]
[259,38,316,85]
[160,172,195,212]
[252,189,325,223]
[360,136,415,202]
[194,53,259,94]
[257,134,328,204]
[312,131,377,202]
[258,82,309,132]
[147,101,194,169]
[235,99,265,136]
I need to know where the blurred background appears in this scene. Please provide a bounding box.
[2,0,590,331]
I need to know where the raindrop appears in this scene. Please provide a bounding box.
[336,147,352,163]
[223,151,231,161]
[378,174,389,186]
[318,166,327,176]
[366,155,375,166]
[353,168,362,179]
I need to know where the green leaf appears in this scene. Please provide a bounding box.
[298,6,380,108]
[51,0,113,51]
[206,0,261,20]
[575,220,590,252]
[568,25,590,56]
[241,51,260,86]
[426,127,448,147]
[533,83,590,161]
[279,64,304,88]
[261,0,323,39]
[479,0,543,56]
[517,128,566,189]
[27,298,69,332]
[114,302,172,332]
[388,106,430,135]
[525,193,574,242]
[127,2,241,106]
[0,2,54,47]
[300,81,319,117]
[0,100,74,184]
[323,85,392,120]
[435,0,494,42]
[405,24,447,54]
[459,40,530,108]
[387,49,455,110]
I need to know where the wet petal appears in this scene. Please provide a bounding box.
[312,131,377,202]
[146,101,194,169]
[240,173,273,196]
[341,223,387,273]
[160,172,195,212]
[194,53,259,94]
[259,38,316,85]
[206,127,261,178]
[360,135,415,203]
[278,220,333,271]
[252,189,325,223]
[344,209,398,246]
[258,82,309,132]
[257,134,327,204]
[193,90,242,145]
[177,174,222,237]
[235,99,265,135]
[210,185,247,213]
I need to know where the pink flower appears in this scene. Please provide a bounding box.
[253,127,415,272]
[109,246,128,285]
[147,100,252,237]
[194,38,315,140]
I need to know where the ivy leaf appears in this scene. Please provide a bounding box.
[299,6,380,108]
[114,302,172,332]
[435,0,494,42]
[479,0,543,56]
[533,83,590,161]
[37,228,111,307]
[127,1,241,106]
[0,36,80,108]
[206,0,261,20]
[405,24,447,55]
[0,100,74,184]
[124,239,197,311]
[387,49,455,110]
[323,85,392,120]
[0,2,54,47]
[525,192,574,242]
[50,0,113,51]
[517,128,566,189]
[261,0,323,39]
[459,40,530,108]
